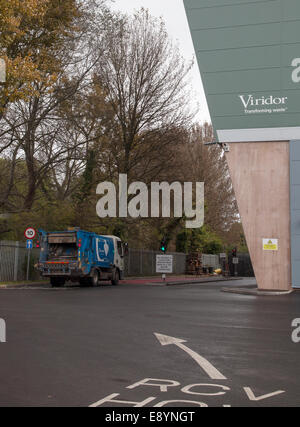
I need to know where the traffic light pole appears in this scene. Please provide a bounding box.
[159,236,168,253]
[232,247,239,277]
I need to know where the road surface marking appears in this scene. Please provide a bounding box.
[244,387,285,401]
[154,333,227,380]
[89,393,156,407]
[181,384,230,396]
[127,378,180,392]
[154,400,208,407]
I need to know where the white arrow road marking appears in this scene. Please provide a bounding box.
[154,333,227,380]
[244,387,285,402]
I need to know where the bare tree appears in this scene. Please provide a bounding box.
[93,8,194,182]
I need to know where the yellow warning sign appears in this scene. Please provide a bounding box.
[263,239,278,251]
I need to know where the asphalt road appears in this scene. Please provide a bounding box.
[0,279,299,407]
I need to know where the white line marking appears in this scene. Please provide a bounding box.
[244,387,285,402]
[89,393,156,407]
[154,333,227,380]
[89,393,119,407]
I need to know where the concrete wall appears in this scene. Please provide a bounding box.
[225,141,291,291]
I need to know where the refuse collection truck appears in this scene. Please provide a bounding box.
[36,229,126,287]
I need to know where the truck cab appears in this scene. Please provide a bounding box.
[37,229,126,287]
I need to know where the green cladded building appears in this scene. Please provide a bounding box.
[183,0,300,143]
[184,0,300,291]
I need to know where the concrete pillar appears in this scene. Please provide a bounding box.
[225,141,291,291]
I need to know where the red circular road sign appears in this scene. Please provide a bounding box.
[24,227,36,240]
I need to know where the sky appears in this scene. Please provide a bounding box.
[111,0,211,123]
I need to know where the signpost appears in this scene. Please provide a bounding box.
[156,255,173,281]
[183,0,299,291]
[220,253,227,276]
[26,240,33,282]
[232,257,239,277]
[24,228,36,281]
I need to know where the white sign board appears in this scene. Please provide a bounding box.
[156,255,173,274]
[232,257,239,265]
[263,239,278,251]
[220,253,226,259]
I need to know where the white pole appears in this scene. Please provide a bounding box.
[26,248,31,281]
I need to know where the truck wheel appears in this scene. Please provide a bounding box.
[50,277,65,288]
[111,269,119,286]
[90,269,99,287]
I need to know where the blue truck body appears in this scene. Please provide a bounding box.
[37,229,125,287]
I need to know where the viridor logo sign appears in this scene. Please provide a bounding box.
[237,58,300,116]
[0,58,6,83]
[239,94,288,115]
[96,238,110,263]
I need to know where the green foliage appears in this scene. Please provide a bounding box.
[176,230,190,254]
[73,149,97,205]
[176,226,223,255]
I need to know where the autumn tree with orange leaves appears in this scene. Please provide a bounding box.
[0,0,82,117]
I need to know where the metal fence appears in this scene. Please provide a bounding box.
[0,240,223,282]
[125,249,187,277]
[0,241,40,282]
[228,253,255,277]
